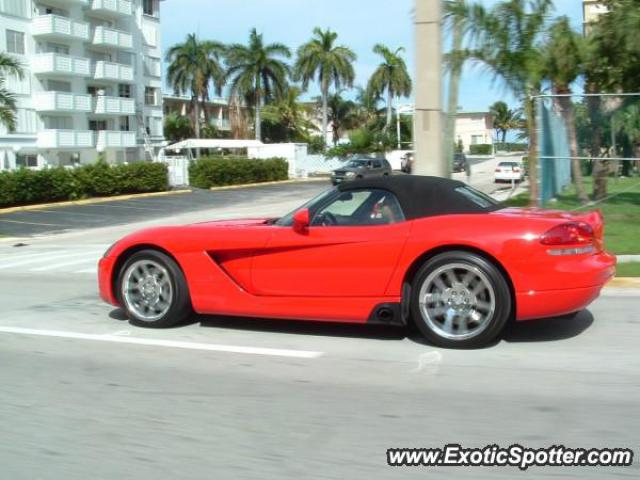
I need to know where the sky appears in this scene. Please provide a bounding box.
[160,0,584,113]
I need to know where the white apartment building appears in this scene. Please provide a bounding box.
[0,0,164,170]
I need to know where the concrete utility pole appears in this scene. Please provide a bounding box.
[414,0,446,177]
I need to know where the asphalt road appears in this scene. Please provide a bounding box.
[2,161,635,479]
[0,155,511,238]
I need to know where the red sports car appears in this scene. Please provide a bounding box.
[98,176,616,348]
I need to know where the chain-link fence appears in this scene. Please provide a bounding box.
[536,93,640,205]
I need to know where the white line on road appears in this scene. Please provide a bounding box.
[0,250,102,269]
[0,326,324,359]
[0,219,69,227]
[31,257,98,272]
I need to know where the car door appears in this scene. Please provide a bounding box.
[251,189,411,298]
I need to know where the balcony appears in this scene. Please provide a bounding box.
[32,53,91,77]
[88,0,133,18]
[93,61,134,82]
[95,131,137,150]
[93,96,135,115]
[92,26,133,50]
[33,15,89,42]
[42,0,88,7]
[37,130,95,149]
[34,92,92,113]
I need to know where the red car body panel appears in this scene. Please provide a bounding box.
[98,208,615,324]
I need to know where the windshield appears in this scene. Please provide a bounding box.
[345,159,368,168]
[274,188,337,226]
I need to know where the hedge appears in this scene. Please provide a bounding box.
[189,156,289,189]
[495,142,528,152]
[469,144,494,155]
[0,162,168,209]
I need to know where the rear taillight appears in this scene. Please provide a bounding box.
[513,167,520,172]
[541,222,594,246]
[495,168,500,172]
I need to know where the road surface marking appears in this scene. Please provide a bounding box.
[79,204,161,211]
[0,251,101,269]
[0,219,69,227]
[31,257,98,272]
[75,268,97,274]
[0,326,324,359]
[412,351,443,373]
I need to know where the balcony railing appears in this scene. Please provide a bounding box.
[95,130,137,150]
[34,92,92,113]
[92,26,133,50]
[37,130,95,149]
[32,53,91,77]
[93,61,134,82]
[33,15,89,41]
[89,0,133,17]
[93,96,135,115]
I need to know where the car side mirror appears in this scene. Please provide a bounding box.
[292,208,310,232]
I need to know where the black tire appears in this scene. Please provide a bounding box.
[409,251,512,349]
[117,249,192,328]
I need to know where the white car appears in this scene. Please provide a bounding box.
[494,161,525,183]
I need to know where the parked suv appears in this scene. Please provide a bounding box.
[331,157,393,185]
[453,153,468,173]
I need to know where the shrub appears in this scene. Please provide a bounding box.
[189,156,289,189]
[495,142,528,152]
[469,144,494,155]
[0,162,168,209]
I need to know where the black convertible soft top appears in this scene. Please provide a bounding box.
[337,175,503,220]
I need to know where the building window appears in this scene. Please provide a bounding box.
[471,135,483,145]
[143,0,158,17]
[144,56,161,77]
[119,84,132,98]
[46,42,69,55]
[120,116,130,132]
[144,87,157,106]
[15,109,36,133]
[44,116,72,130]
[0,0,28,18]
[6,71,30,95]
[16,154,38,169]
[6,30,25,55]
[89,120,108,131]
[47,80,71,93]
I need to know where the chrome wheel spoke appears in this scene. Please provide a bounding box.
[122,259,173,322]
[418,263,496,341]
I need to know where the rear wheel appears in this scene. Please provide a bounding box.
[410,251,511,348]
[117,249,192,328]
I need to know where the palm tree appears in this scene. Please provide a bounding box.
[540,17,589,204]
[163,112,194,143]
[226,28,291,141]
[0,53,23,132]
[452,0,553,205]
[367,44,412,131]
[294,28,357,145]
[166,33,226,139]
[326,92,359,145]
[489,101,521,143]
[262,87,317,142]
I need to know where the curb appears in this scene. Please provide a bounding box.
[209,178,327,191]
[0,189,192,215]
[608,277,640,288]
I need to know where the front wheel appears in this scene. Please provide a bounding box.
[410,251,511,348]
[117,249,192,328]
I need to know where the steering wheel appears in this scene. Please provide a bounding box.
[320,212,338,226]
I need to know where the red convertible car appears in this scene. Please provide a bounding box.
[98,176,615,348]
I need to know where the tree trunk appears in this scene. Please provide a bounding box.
[321,82,329,147]
[523,93,539,206]
[385,88,393,131]
[556,95,589,204]
[443,10,463,178]
[193,96,201,139]
[501,130,507,143]
[586,87,607,200]
[255,94,262,141]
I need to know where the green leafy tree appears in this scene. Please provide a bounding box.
[452,0,553,205]
[166,34,226,138]
[294,28,357,145]
[163,113,194,143]
[226,28,291,141]
[0,53,23,132]
[366,44,412,131]
[325,92,359,145]
[262,86,317,142]
[489,101,521,143]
